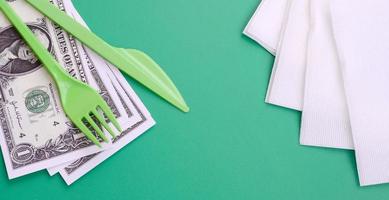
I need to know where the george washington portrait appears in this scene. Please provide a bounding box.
[0,25,52,76]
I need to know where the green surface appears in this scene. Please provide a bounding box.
[1,0,388,199]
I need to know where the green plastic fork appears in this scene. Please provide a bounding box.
[26,0,189,113]
[0,0,121,147]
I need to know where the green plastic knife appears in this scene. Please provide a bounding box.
[26,0,189,112]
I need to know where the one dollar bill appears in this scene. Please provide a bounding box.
[0,0,135,179]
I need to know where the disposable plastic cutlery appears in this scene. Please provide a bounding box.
[0,0,121,147]
[26,0,189,112]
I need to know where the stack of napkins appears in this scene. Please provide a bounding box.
[244,0,389,186]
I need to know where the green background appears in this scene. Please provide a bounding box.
[1,0,388,199]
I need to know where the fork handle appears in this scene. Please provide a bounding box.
[0,0,72,84]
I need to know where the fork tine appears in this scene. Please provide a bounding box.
[74,120,101,147]
[98,102,122,132]
[91,110,117,138]
[85,115,108,142]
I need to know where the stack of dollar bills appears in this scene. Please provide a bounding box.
[0,0,155,185]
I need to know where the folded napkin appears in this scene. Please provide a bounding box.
[265,0,309,111]
[300,0,353,149]
[244,0,354,151]
[331,0,389,186]
[243,0,288,55]
[244,0,352,149]
[245,0,389,187]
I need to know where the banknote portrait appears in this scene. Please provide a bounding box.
[0,25,52,76]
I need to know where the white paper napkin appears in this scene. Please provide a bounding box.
[243,0,288,55]
[243,0,355,152]
[265,0,309,111]
[331,0,389,186]
[300,0,353,149]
